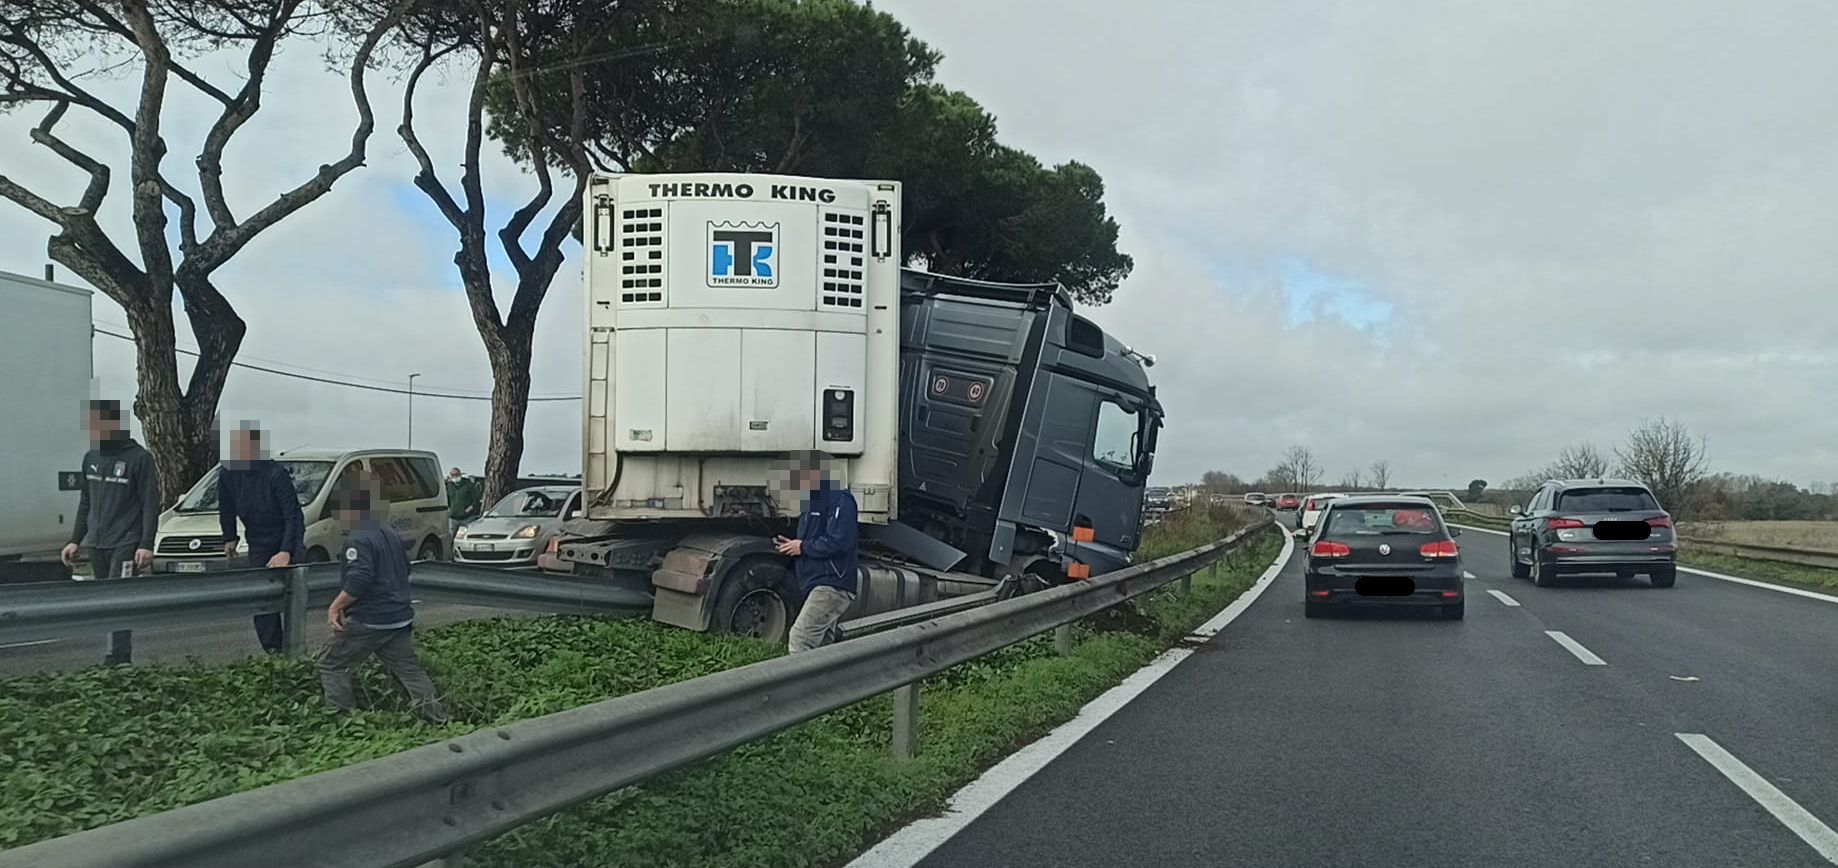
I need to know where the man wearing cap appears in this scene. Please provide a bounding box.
[775,451,859,653]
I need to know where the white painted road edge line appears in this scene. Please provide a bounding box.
[1486,589,1521,607]
[0,639,60,650]
[1448,522,1838,606]
[844,530,1296,868]
[1462,570,1476,579]
[1545,630,1607,666]
[1677,733,1838,864]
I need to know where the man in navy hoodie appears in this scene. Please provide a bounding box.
[317,472,448,723]
[775,451,859,653]
[217,423,306,653]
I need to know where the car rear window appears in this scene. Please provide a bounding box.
[1555,487,1659,512]
[1323,505,1442,535]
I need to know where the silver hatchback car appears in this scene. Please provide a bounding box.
[454,485,582,567]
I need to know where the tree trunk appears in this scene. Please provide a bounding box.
[480,322,535,509]
[119,296,200,505]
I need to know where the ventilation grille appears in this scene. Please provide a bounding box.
[619,207,665,305]
[820,210,866,310]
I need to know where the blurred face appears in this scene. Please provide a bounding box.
[796,467,822,491]
[84,409,121,445]
[449,468,462,481]
[230,429,261,462]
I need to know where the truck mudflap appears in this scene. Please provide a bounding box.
[650,533,782,633]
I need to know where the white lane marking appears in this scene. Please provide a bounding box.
[1462,570,1476,579]
[1545,630,1607,665]
[1677,733,1838,863]
[1486,589,1521,607]
[1448,522,1838,606]
[846,530,1297,868]
[0,639,60,650]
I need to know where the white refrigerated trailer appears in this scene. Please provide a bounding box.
[0,269,92,580]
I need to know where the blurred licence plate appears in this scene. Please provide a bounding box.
[175,562,206,573]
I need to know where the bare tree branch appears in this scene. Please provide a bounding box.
[397,38,467,228]
[27,101,109,214]
[0,18,137,132]
[118,1,179,289]
[193,0,299,231]
[68,0,236,104]
[0,172,63,223]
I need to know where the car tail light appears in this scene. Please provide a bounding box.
[1647,516,1672,528]
[1546,518,1585,530]
[1419,540,1459,558]
[1440,590,1461,598]
[1308,590,1331,598]
[1311,540,1351,558]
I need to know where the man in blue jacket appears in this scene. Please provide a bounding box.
[775,451,859,653]
[317,473,449,724]
[218,424,306,653]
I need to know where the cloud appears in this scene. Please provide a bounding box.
[5,0,1837,498]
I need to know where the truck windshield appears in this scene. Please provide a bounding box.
[174,461,336,513]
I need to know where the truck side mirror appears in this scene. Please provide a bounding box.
[1509,504,1523,516]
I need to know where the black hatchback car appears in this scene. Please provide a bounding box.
[1303,496,1465,620]
[1507,478,1676,588]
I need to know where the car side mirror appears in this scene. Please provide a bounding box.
[1449,527,1463,538]
[568,510,582,520]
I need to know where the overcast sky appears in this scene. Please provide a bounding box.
[4,0,1836,496]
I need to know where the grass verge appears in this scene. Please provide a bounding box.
[1,506,1282,865]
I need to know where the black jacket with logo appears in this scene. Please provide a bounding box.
[341,520,416,627]
[70,437,161,551]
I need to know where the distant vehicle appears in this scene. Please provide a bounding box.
[1304,495,1464,619]
[1273,493,1301,510]
[455,485,582,567]
[1507,479,1675,588]
[1243,492,1268,506]
[153,448,449,573]
[0,270,90,582]
[1295,493,1346,537]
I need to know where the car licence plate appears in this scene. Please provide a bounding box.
[175,562,206,573]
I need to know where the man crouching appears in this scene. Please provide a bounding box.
[317,471,449,724]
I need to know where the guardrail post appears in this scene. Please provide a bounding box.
[282,566,309,658]
[891,682,920,759]
[1054,623,1072,654]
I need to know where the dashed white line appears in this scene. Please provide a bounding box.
[1486,589,1521,607]
[1545,630,1606,665]
[1677,733,1838,863]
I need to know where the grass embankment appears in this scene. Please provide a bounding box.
[1445,513,1838,595]
[1,506,1283,865]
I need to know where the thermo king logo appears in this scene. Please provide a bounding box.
[707,221,779,288]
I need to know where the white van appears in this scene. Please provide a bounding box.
[153,448,449,573]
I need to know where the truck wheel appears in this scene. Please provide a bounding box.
[305,547,330,564]
[713,558,795,644]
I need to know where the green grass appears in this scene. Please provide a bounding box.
[0,509,1283,866]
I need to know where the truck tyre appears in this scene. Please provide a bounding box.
[305,547,330,564]
[712,557,796,645]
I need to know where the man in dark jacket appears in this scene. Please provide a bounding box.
[59,399,161,666]
[317,472,449,723]
[775,451,859,653]
[218,423,307,653]
[445,467,481,536]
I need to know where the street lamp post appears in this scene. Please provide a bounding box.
[408,372,421,448]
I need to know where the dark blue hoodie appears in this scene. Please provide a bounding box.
[341,519,415,627]
[217,460,306,558]
[794,484,859,595]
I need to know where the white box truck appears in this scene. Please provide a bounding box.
[0,269,92,581]
[553,173,1165,642]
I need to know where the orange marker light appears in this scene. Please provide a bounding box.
[1071,526,1096,543]
[1066,563,1091,580]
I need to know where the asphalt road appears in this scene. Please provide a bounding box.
[0,601,517,675]
[910,518,1838,867]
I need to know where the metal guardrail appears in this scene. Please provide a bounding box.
[0,562,654,651]
[0,519,1275,868]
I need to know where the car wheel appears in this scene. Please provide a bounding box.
[416,538,443,562]
[1508,538,1530,578]
[1443,599,1465,620]
[1651,567,1677,589]
[1531,551,1558,588]
[1304,601,1326,619]
[712,557,796,644]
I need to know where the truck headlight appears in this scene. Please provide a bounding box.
[513,525,539,539]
